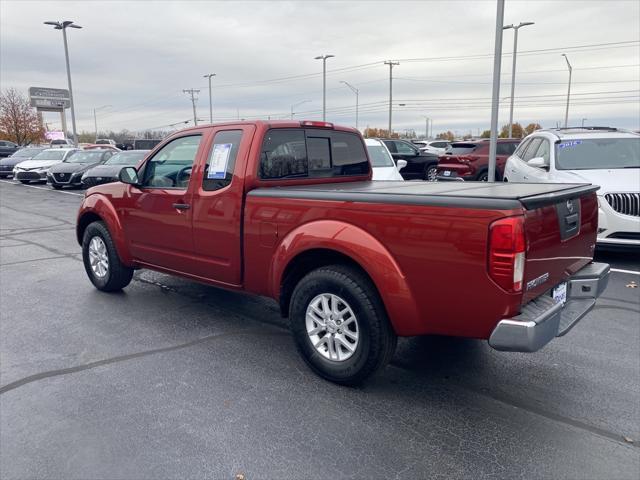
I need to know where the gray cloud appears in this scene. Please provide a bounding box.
[1,0,639,136]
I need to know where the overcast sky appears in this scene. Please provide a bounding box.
[1,0,639,136]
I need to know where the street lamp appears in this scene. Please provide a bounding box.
[562,53,573,128]
[581,118,588,127]
[291,100,310,120]
[340,81,359,131]
[314,54,334,121]
[44,20,82,146]
[503,21,534,138]
[203,73,216,123]
[422,116,430,139]
[93,105,111,142]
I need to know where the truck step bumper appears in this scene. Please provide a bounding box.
[489,262,610,352]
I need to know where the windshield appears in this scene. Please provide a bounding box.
[64,151,105,163]
[366,145,395,167]
[106,151,147,165]
[32,150,66,161]
[12,148,43,158]
[555,137,640,170]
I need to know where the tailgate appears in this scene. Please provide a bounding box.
[520,186,599,303]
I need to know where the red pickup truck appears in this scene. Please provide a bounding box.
[76,120,609,384]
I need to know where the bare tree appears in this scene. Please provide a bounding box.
[0,88,44,145]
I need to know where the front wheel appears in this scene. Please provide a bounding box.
[289,265,397,385]
[424,163,438,181]
[82,221,134,292]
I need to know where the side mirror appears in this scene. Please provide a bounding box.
[396,159,407,171]
[528,157,549,168]
[119,166,140,185]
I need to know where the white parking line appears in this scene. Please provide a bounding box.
[611,268,640,276]
[0,179,83,196]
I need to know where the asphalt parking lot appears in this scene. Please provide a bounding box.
[1,180,639,480]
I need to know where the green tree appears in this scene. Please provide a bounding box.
[480,130,491,138]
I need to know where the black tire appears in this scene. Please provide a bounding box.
[424,163,438,181]
[52,184,62,190]
[0,175,7,179]
[19,180,29,184]
[477,171,489,182]
[289,265,397,385]
[82,221,134,292]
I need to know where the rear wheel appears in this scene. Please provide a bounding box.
[82,221,133,292]
[424,163,438,181]
[289,265,397,385]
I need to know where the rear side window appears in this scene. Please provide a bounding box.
[447,143,478,155]
[497,142,518,156]
[259,129,368,179]
[522,138,543,161]
[203,130,243,191]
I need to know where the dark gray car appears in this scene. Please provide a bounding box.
[81,150,149,188]
[47,149,115,189]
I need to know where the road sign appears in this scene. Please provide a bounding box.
[29,87,71,110]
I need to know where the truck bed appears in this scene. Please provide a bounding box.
[248,181,599,210]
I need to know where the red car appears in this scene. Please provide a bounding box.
[76,120,608,384]
[436,139,520,181]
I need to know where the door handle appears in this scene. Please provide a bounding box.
[172,203,190,210]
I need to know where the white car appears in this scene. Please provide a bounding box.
[13,148,80,184]
[419,140,451,155]
[504,127,639,247]
[365,138,406,180]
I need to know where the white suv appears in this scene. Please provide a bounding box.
[504,127,639,247]
[419,140,450,155]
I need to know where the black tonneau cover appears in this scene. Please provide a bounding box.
[248,181,599,211]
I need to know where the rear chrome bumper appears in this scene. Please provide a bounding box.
[489,262,610,352]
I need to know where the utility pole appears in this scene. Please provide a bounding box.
[203,73,216,123]
[93,105,111,142]
[183,89,200,126]
[384,61,399,136]
[340,81,359,131]
[487,0,505,182]
[314,54,335,121]
[503,21,534,138]
[44,20,82,146]
[562,54,572,127]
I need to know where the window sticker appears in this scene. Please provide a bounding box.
[558,140,582,149]
[208,143,232,179]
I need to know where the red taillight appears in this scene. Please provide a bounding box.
[300,121,334,128]
[488,216,526,293]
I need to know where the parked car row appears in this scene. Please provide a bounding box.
[1,145,150,189]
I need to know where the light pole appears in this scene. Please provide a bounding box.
[203,73,216,123]
[581,118,588,127]
[384,61,400,136]
[487,0,506,182]
[291,100,310,120]
[421,116,430,139]
[503,21,534,138]
[562,53,573,127]
[44,20,82,146]
[340,81,359,131]
[93,105,111,142]
[314,54,334,121]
